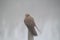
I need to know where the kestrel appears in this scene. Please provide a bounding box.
[24,13,37,36]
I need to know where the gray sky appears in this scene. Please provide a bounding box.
[0,0,60,40]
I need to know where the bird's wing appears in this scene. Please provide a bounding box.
[29,17,41,33]
[29,16,36,26]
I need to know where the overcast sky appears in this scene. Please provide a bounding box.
[0,0,60,40]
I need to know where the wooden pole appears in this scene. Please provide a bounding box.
[28,30,34,40]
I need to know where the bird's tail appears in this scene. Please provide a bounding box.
[35,26,41,34]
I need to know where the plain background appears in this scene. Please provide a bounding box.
[0,0,60,40]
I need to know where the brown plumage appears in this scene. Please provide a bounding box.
[24,13,37,36]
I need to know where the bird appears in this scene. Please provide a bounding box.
[24,13,37,36]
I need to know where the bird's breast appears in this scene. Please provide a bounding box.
[24,18,33,25]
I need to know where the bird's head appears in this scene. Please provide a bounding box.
[25,13,30,17]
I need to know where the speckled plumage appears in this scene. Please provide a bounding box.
[24,14,37,36]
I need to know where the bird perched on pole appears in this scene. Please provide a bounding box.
[24,13,38,36]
